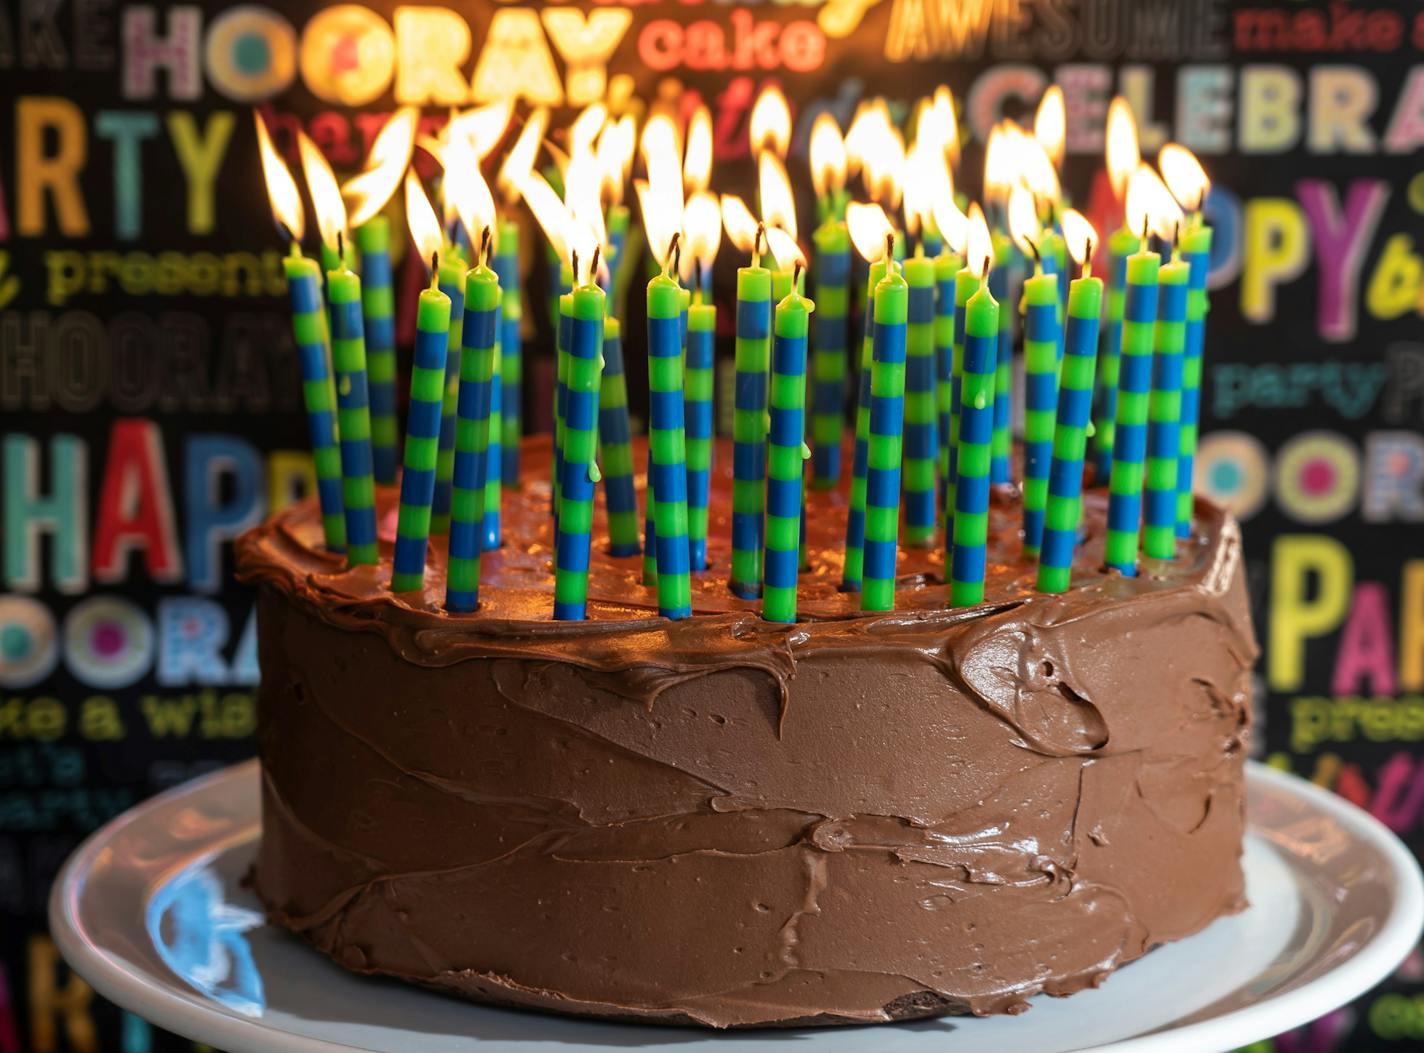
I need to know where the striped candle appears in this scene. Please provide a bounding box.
[482,349,502,550]
[494,216,522,488]
[1144,256,1188,560]
[1021,264,1064,557]
[446,264,499,612]
[430,252,467,535]
[648,271,692,619]
[1176,220,1213,538]
[862,261,909,612]
[282,251,345,551]
[553,280,605,620]
[686,297,716,570]
[841,257,889,592]
[1038,271,1103,593]
[902,255,938,547]
[935,252,964,535]
[950,275,999,607]
[326,262,378,566]
[390,279,451,593]
[1039,226,1067,356]
[731,260,772,598]
[554,285,573,524]
[811,220,850,488]
[597,317,640,556]
[1093,226,1141,477]
[1105,248,1161,576]
[989,234,1015,484]
[642,444,658,586]
[764,281,812,623]
[355,217,398,484]
[943,268,975,551]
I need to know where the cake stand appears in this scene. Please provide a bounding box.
[51,760,1423,1053]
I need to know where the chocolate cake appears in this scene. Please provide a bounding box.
[238,435,1256,1028]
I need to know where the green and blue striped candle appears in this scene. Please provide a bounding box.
[944,267,976,551]
[430,251,467,535]
[862,261,909,612]
[811,219,850,488]
[554,280,606,620]
[1144,256,1189,560]
[483,349,502,550]
[1176,219,1213,538]
[282,251,345,551]
[390,278,452,593]
[934,251,964,536]
[1038,269,1103,593]
[989,234,1015,484]
[764,284,812,623]
[597,317,640,556]
[950,275,999,607]
[1105,247,1161,576]
[902,255,938,548]
[494,216,522,488]
[1021,262,1064,557]
[648,270,692,619]
[841,256,889,592]
[326,262,378,566]
[732,259,772,598]
[355,217,398,484]
[446,264,499,612]
[1093,225,1141,477]
[686,297,717,570]
[1039,226,1067,358]
[555,285,573,526]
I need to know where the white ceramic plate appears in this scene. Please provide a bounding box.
[51,760,1423,1053]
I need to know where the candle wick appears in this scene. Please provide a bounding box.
[754,223,766,269]
[1024,235,1040,265]
[980,257,990,283]
[694,258,703,299]
[1083,236,1096,280]
[591,244,602,286]
[480,225,492,268]
[1141,214,1150,244]
[885,231,895,265]
[571,248,580,289]
[793,258,804,293]
[667,231,681,282]
[430,250,439,291]
[336,229,345,265]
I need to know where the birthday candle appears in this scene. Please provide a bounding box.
[1039,224,1067,355]
[1177,219,1213,538]
[642,443,658,587]
[811,220,850,488]
[934,251,964,535]
[1094,224,1141,477]
[1105,244,1161,576]
[988,234,1015,485]
[1021,262,1064,557]
[494,216,523,488]
[390,276,451,593]
[1144,255,1188,560]
[597,317,640,556]
[355,217,398,485]
[555,282,573,523]
[862,258,909,612]
[842,256,888,592]
[482,349,502,551]
[326,258,378,566]
[685,297,716,571]
[282,252,345,551]
[553,278,605,620]
[648,268,692,619]
[430,252,466,535]
[902,255,938,548]
[944,267,975,549]
[447,263,499,613]
[764,279,813,623]
[732,252,772,598]
[1039,238,1103,594]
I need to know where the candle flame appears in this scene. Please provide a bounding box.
[1034,85,1066,169]
[254,112,304,242]
[1125,164,1182,242]
[933,193,969,256]
[297,131,347,254]
[565,139,607,274]
[1061,208,1097,266]
[983,121,1025,207]
[1106,97,1140,201]
[343,107,417,228]
[683,106,713,195]
[404,171,443,270]
[929,86,960,164]
[749,83,791,157]
[596,113,636,209]
[861,115,905,211]
[1006,184,1041,259]
[1158,143,1211,212]
[844,99,886,175]
[518,169,573,274]
[902,136,940,238]
[569,102,607,158]
[808,114,847,202]
[764,226,804,271]
[449,100,514,161]
[639,115,685,270]
[966,203,993,279]
[441,134,498,252]
[682,190,722,280]
[846,201,894,263]
[758,152,798,240]
[720,194,760,256]
[497,108,549,205]
[1019,137,1061,206]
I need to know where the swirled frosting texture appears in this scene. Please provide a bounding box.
[241,437,1256,1027]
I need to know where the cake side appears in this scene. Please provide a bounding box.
[240,440,1257,1027]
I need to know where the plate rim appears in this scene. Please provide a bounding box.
[49,760,1424,1053]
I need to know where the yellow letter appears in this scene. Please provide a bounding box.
[1241,198,1309,322]
[167,112,235,235]
[1270,535,1353,692]
[394,6,471,105]
[541,8,632,107]
[268,449,315,513]
[28,935,97,1053]
[17,97,89,237]
[1240,65,1301,154]
[1366,234,1422,322]
[1402,560,1424,692]
[470,9,563,106]
[1309,65,1378,154]
[300,4,396,106]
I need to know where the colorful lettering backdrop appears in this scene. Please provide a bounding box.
[1,2,1421,1050]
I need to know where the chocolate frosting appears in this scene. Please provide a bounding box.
[240,436,1256,1027]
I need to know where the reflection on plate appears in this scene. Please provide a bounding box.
[52,761,1424,1053]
